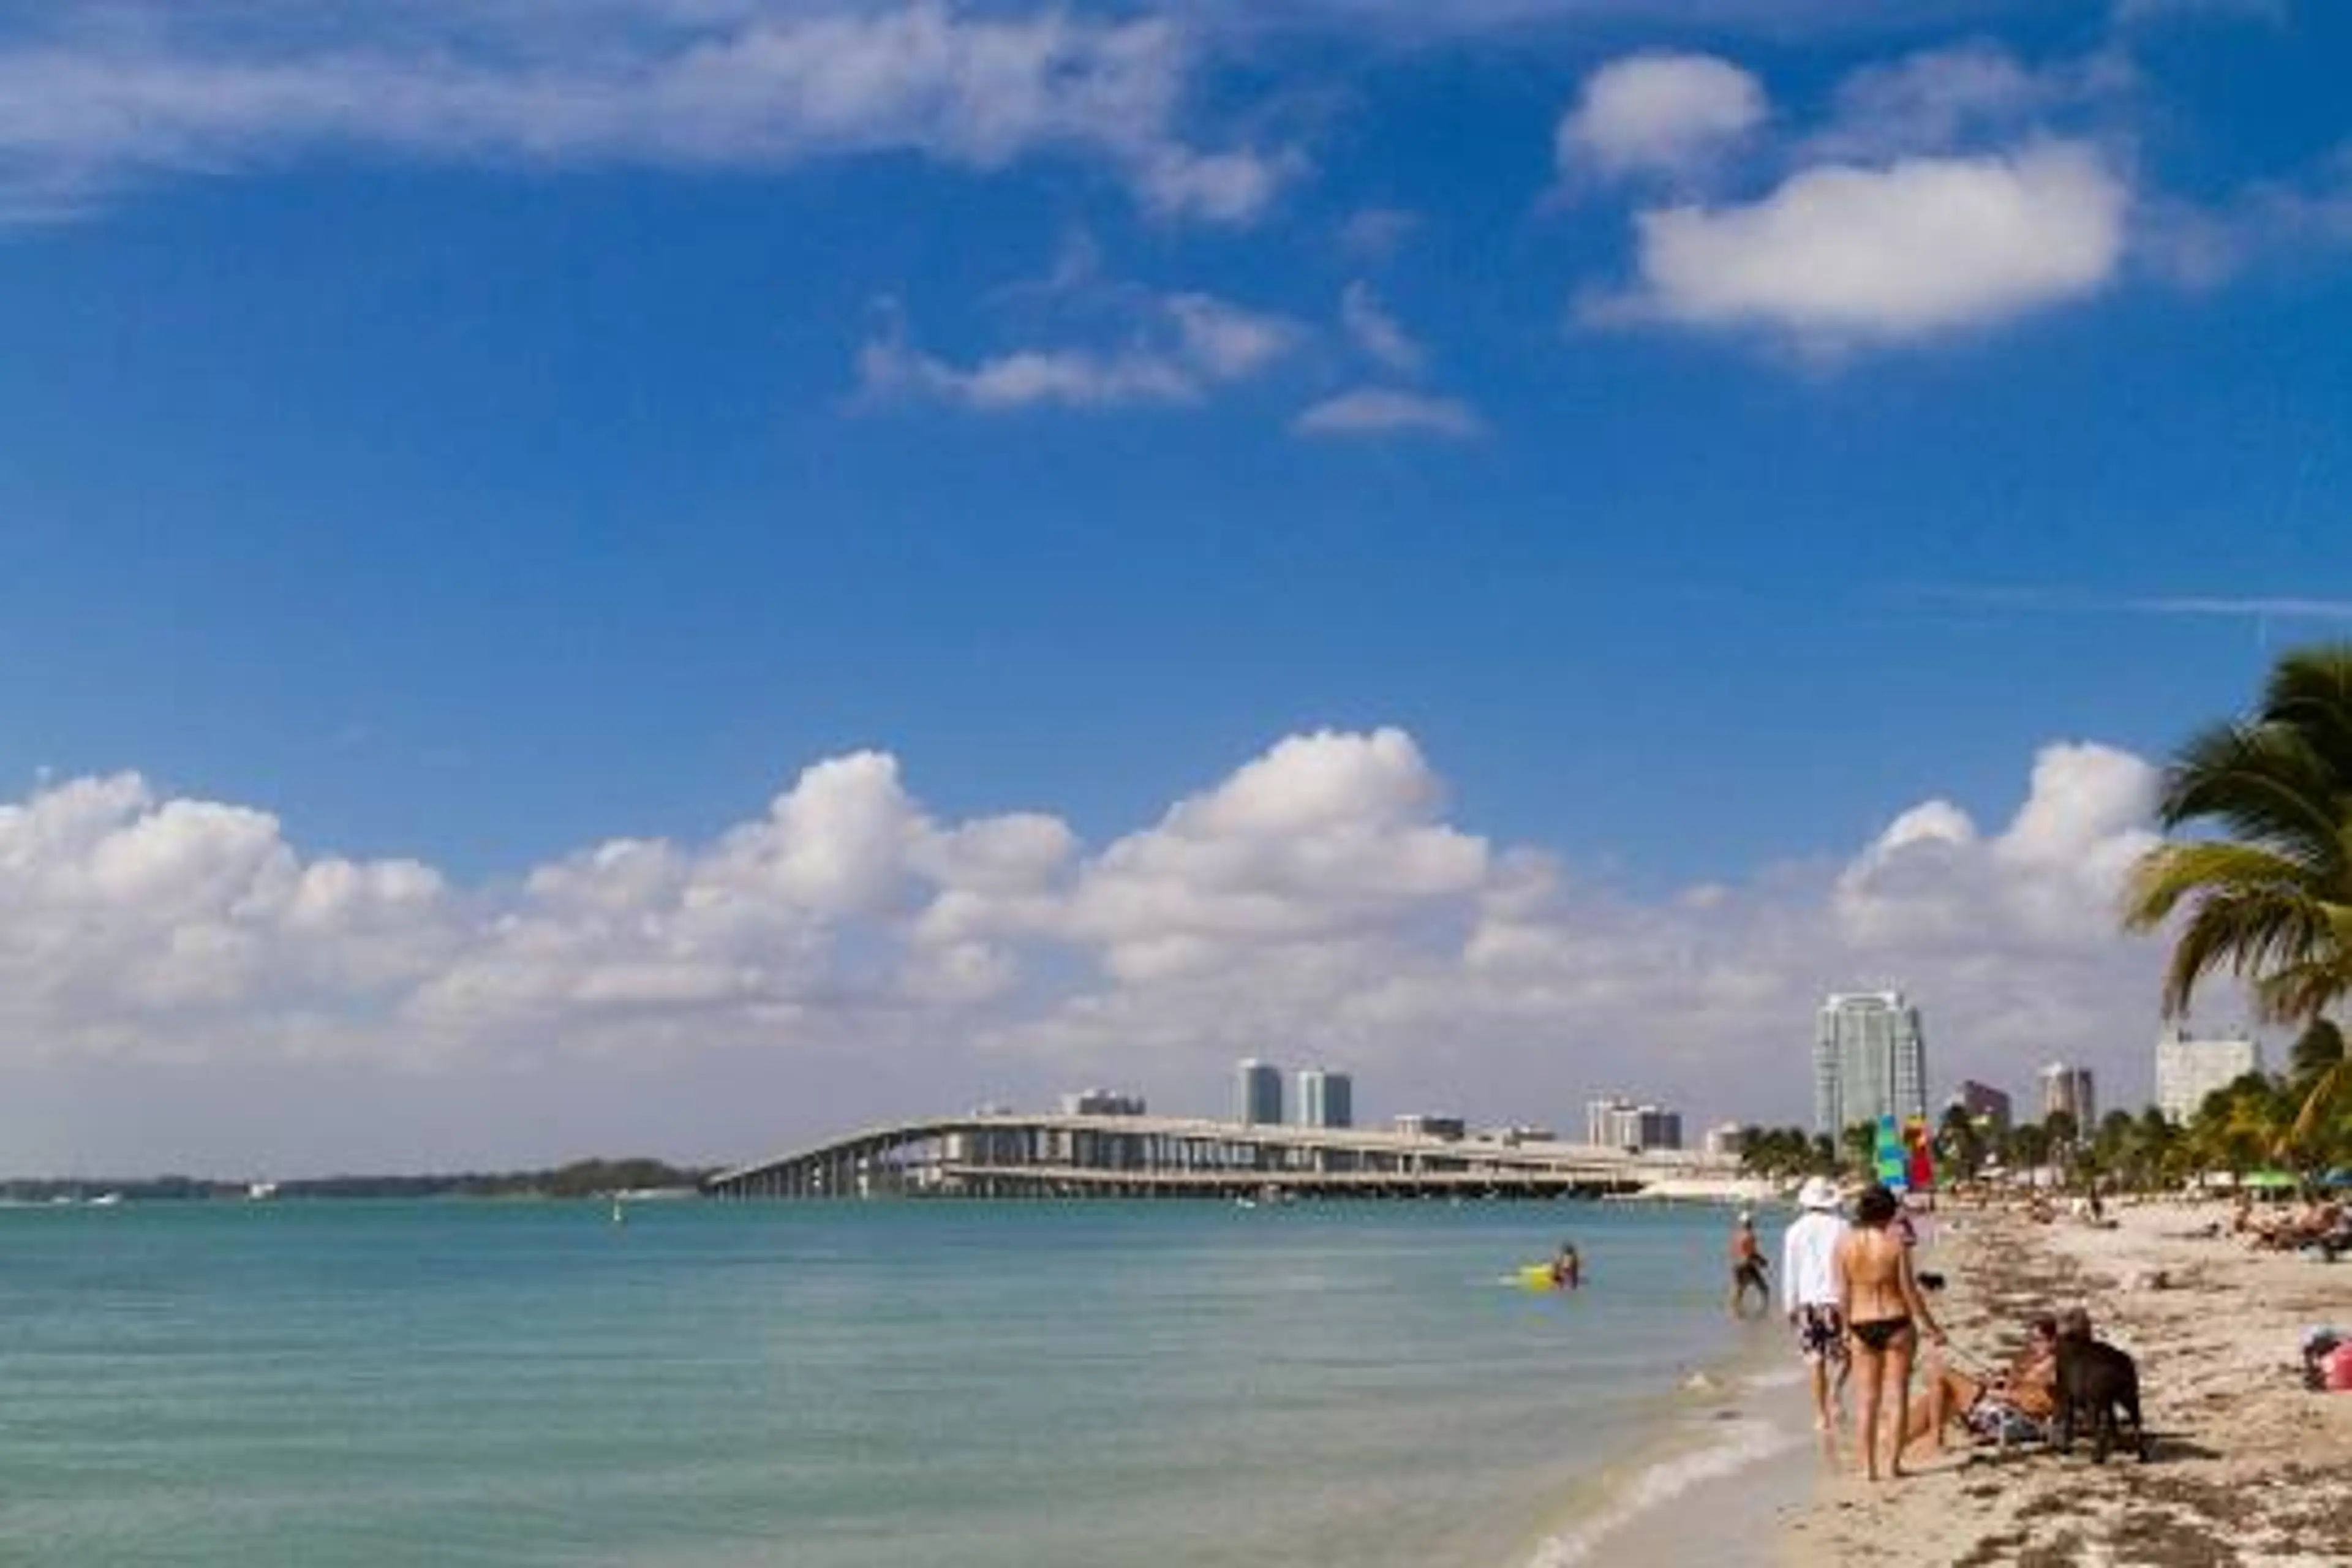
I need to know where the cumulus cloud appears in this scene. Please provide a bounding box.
[0,729,2201,1169]
[860,290,1300,411]
[1557,51,1766,180]
[0,2,1292,224]
[1589,141,2132,345]
[1292,388,1483,439]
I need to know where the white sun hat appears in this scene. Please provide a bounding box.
[1796,1175,1842,1212]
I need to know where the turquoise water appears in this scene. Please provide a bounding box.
[0,1200,1801,1566]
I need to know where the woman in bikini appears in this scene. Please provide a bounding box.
[1836,1184,1945,1482]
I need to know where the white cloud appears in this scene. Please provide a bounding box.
[0,729,2202,1171]
[1293,388,1483,439]
[1557,51,1766,179]
[0,3,1293,224]
[1807,43,2134,163]
[2138,145,2352,287]
[1592,141,2132,345]
[860,289,1300,412]
[1340,281,1425,374]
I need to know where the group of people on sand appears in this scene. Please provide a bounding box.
[1776,1175,1948,1481]
[1766,1177,2161,1477]
[2236,1193,2351,1259]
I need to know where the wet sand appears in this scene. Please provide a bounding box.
[1781,1202,2352,1566]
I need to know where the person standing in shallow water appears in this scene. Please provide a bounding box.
[1836,1183,1946,1482]
[1782,1176,1850,1457]
[1728,1212,1770,1318]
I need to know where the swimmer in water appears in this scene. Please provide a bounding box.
[1552,1241,1582,1290]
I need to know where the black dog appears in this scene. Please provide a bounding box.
[2053,1322,2151,1463]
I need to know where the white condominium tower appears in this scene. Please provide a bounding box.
[1814,991,1929,1138]
[2155,1028,2259,1123]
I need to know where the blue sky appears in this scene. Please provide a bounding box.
[0,0,2346,1173]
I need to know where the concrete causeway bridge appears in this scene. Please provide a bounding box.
[701,1113,1727,1200]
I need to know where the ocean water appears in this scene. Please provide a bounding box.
[0,1200,1809,1566]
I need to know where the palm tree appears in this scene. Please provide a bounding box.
[2094,1109,2139,1188]
[2137,1105,2181,1188]
[1842,1121,1880,1182]
[2122,644,2352,1167]
[1937,1102,1984,1182]
[2009,1120,2052,1176]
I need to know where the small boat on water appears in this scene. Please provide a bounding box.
[88,1193,124,1208]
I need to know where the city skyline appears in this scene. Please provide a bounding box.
[1,2,2348,1172]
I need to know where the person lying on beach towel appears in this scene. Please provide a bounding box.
[1904,1314,2062,1457]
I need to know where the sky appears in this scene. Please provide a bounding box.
[1,0,2349,1176]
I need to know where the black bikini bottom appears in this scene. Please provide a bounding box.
[1850,1316,1912,1352]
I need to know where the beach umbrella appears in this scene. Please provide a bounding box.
[2320,1168,2352,1189]
[2242,1169,2297,1190]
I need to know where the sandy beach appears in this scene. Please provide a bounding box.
[1781,1202,2352,1566]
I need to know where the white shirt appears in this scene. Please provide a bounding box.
[1781,1210,1847,1313]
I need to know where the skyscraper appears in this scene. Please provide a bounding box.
[1585,1096,1682,1152]
[1295,1068,1353,1128]
[1235,1058,1283,1126]
[1950,1080,2013,1133]
[2155,1028,2261,1123]
[2040,1063,2096,1129]
[1814,991,1929,1137]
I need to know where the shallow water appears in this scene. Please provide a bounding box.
[0,1199,1806,1566]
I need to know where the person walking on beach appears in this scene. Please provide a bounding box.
[1728,1212,1770,1318]
[1782,1176,1850,1455]
[1836,1183,1946,1482]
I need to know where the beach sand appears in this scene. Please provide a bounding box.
[1781,1202,2352,1566]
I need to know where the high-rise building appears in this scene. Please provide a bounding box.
[1235,1058,1283,1126]
[2155,1029,2261,1123]
[1814,991,1929,1137]
[1950,1080,2013,1132]
[2039,1063,2096,1129]
[1296,1068,1353,1129]
[1586,1096,1681,1152]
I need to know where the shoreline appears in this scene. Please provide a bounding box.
[1512,1264,1817,1566]
[1781,1200,2352,1565]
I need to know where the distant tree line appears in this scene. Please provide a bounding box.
[1733,1017,2348,1194]
[0,1157,712,1204]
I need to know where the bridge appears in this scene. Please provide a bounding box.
[701,1113,1730,1200]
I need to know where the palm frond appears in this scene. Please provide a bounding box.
[2154,889,2342,1019]
[2158,722,2350,880]
[2262,644,2352,787]
[2120,840,2326,930]
[2280,1058,2348,1160]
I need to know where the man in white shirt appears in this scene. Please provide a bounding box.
[1782,1175,1850,1448]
